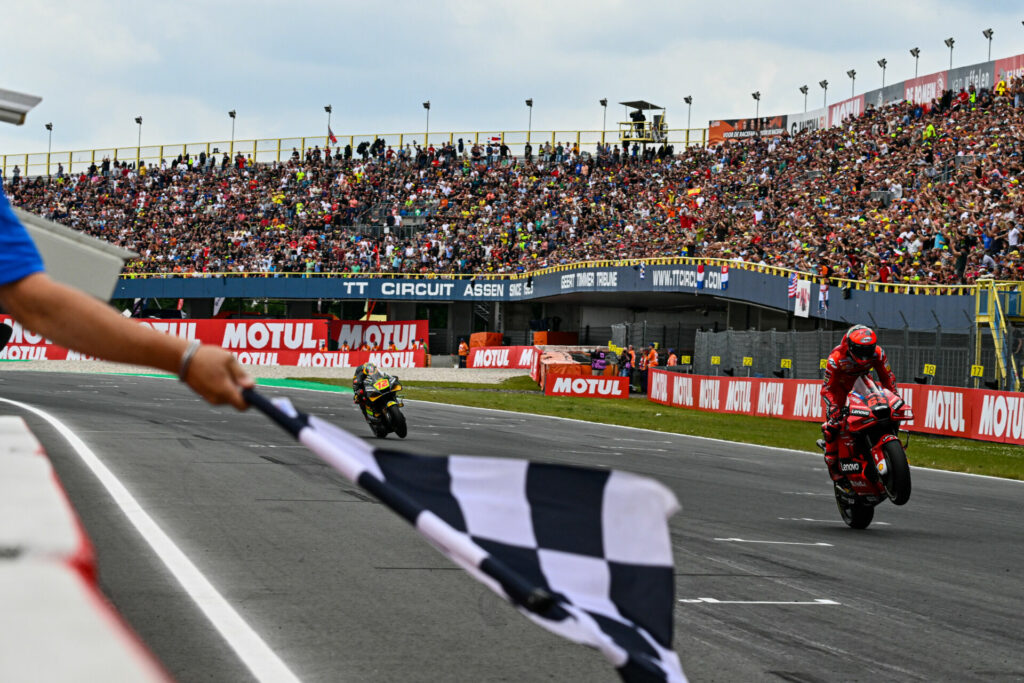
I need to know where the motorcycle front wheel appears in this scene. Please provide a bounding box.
[387,404,407,439]
[881,439,912,506]
[835,483,874,529]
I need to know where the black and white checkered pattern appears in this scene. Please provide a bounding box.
[253,393,685,682]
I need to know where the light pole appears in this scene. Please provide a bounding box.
[324,104,332,145]
[799,85,808,112]
[45,122,52,177]
[983,28,993,61]
[134,116,142,168]
[847,69,856,97]
[525,98,533,143]
[423,101,430,147]
[878,59,888,88]
[910,47,920,79]
[683,95,692,129]
[599,98,607,144]
[820,79,829,110]
[751,91,760,135]
[944,37,955,70]
[228,109,236,157]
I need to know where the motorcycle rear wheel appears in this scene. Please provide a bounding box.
[881,439,912,506]
[835,483,874,529]
[387,405,407,439]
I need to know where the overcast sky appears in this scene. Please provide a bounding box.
[2,1,1024,156]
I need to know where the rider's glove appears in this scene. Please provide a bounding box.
[822,420,841,443]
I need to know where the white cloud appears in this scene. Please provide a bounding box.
[3,0,1024,159]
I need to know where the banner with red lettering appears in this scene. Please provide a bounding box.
[827,94,866,128]
[467,346,540,370]
[328,320,428,352]
[903,71,948,105]
[544,375,629,399]
[0,316,427,367]
[646,369,1024,445]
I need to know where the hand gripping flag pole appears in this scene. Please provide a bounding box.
[244,388,686,683]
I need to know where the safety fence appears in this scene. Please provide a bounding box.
[690,327,1009,391]
[646,369,1024,446]
[1,127,708,179]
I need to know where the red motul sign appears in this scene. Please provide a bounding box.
[646,368,1024,446]
[328,319,428,351]
[0,315,427,367]
[467,346,539,369]
[544,375,629,399]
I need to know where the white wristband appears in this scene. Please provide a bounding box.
[178,340,201,382]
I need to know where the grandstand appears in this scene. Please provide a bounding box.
[4,50,1024,388]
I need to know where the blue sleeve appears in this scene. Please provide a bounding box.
[0,184,45,286]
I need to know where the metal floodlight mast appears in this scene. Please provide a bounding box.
[423,101,430,146]
[324,104,332,143]
[799,85,808,112]
[847,69,856,97]
[600,98,608,143]
[819,80,828,110]
[877,59,888,88]
[944,37,955,70]
[910,47,920,79]
[751,91,760,131]
[525,98,533,142]
[45,122,53,176]
[134,116,142,166]
[228,109,236,156]
[683,95,692,130]
[983,28,993,61]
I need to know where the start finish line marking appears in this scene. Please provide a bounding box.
[680,597,840,605]
[714,537,833,547]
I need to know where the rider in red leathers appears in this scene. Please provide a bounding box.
[820,325,899,486]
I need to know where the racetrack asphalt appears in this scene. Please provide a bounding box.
[2,371,1024,682]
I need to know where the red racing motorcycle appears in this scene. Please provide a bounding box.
[818,376,913,529]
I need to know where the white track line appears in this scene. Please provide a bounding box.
[0,397,301,683]
[679,598,840,605]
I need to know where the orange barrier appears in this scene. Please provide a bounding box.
[469,332,503,348]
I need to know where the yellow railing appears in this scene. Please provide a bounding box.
[120,256,990,297]
[974,279,1022,390]
[1,127,709,179]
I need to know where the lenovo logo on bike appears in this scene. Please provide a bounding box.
[840,461,861,473]
[545,376,629,399]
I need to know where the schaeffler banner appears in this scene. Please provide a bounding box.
[0,315,428,367]
[708,115,787,144]
[646,369,1024,446]
[467,346,540,370]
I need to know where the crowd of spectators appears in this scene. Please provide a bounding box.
[5,73,1024,286]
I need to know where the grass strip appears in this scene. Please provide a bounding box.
[291,375,1024,481]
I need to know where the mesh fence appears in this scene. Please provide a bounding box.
[689,327,1006,389]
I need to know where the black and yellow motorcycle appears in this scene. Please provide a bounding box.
[359,371,407,439]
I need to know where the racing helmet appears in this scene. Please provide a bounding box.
[844,325,877,365]
[361,362,378,376]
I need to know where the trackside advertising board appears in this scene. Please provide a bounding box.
[467,346,540,369]
[544,375,629,399]
[646,369,1024,446]
[0,316,426,367]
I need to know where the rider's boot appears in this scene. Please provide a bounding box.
[823,448,853,494]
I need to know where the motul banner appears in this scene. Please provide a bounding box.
[827,94,865,128]
[467,346,540,369]
[0,315,427,367]
[544,375,629,399]
[328,319,429,351]
[647,369,1024,446]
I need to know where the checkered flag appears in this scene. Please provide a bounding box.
[246,390,685,682]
